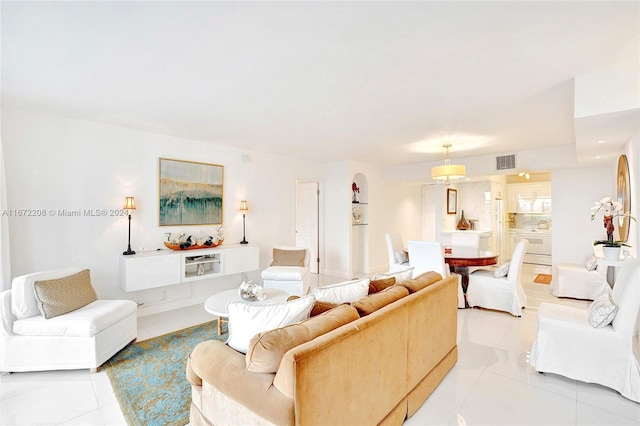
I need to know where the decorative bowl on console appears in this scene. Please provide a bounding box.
[163,240,224,251]
[163,226,225,250]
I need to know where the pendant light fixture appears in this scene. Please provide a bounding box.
[431,144,466,185]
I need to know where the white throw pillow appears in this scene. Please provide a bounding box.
[587,293,617,328]
[492,262,510,278]
[584,254,598,271]
[312,277,370,304]
[11,267,82,319]
[394,251,408,265]
[226,295,315,354]
[373,268,414,284]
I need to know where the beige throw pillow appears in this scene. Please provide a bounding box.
[33,269,97,319]
[270,248,306,267]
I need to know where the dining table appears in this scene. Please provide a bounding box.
[444,248,499,306]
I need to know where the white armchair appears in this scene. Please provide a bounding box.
[385,233,411,273]
[552,245,609,300]
[529,259,640,402]
[466,239,529,316]
[261,246,310,296]
[0,268,137,373]
[407,240,465,308]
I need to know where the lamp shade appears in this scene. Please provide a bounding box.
[431,164,466,181]
[240,200,249,211]
[123,196,136,210]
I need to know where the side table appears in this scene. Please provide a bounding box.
[204,288,290,334]
[596,255,634,287]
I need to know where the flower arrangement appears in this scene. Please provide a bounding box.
[590,197,635,247]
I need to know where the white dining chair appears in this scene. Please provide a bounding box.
[385,233,411,273]
[465,239,529,316]
[407,240,465,308]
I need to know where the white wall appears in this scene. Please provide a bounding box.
[551,166,612,265]
[2,108,327,312]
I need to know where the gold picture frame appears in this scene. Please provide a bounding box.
[447,188,457,215]
[159,158,224,226]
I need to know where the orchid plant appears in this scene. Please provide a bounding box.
[590,196,636,247]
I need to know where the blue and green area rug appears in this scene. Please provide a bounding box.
[104,320,226,426]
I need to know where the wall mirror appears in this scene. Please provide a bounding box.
[617,154,631,242]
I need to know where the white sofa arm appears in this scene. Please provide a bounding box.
[0,290,16,336]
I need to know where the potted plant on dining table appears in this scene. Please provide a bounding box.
[590,196,636,260]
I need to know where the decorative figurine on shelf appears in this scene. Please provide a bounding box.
[352,182,360,203]
[238,280,266,302]
[352,207,361,223]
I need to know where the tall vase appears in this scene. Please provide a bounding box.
[456,210,470,230]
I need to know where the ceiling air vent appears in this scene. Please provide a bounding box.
[496,154,516,171]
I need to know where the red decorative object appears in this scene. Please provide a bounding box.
[603,215,615,245]
[352,182,360,203]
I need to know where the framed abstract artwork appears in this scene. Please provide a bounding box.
[159,158,224,226]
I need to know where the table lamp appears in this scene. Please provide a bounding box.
[123,196,136,255]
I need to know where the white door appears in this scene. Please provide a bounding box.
[295,180,319,273]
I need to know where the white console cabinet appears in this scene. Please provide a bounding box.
[119,244,259,292]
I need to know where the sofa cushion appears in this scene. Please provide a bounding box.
[261,266,307,281]
[227,295,315,354]
[312,277,370,304]
[584,254,598,271]
[373,268,414,284]
[270,248,306,267]
[399,271,443,294]
[286,296,338,317]
[246,304,359,373]
[493,262,510,278]
[311,300,339,316]
[394,251,408,264]
[11,267,82,320]
[33,269,97,319]
[12,299,137,337]
[352,285,409,316]
[369,277,396,294]
[587,293,617,328]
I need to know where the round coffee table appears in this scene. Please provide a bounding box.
[204,288,290,334]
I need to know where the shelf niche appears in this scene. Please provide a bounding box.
[351,172,369,275]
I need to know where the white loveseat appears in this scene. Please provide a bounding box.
[0,267,137,373]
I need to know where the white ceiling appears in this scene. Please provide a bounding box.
[2,1,639,167]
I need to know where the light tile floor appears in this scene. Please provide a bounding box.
[1,264,639,425]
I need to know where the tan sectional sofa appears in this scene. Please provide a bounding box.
[186,272,458,425]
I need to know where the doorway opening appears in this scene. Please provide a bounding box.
[295,179,320,274]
